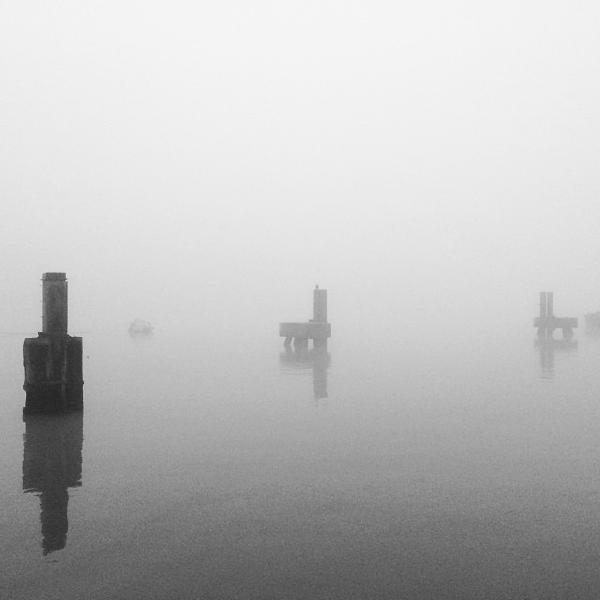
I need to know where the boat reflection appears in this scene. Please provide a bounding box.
[22,412,83,555]
[535,338,578,380]
[280,344,330,399]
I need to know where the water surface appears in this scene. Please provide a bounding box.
[2,328,600,599]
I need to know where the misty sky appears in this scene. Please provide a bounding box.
[1,1,599,336]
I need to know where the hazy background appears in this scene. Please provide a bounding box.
[4,5,600,597]
[1,0,599,340]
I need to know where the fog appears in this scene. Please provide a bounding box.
[2,1,599,341]
[6,5,600,597]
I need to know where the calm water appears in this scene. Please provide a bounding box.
[2,327,600,599]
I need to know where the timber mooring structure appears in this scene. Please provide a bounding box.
[534,291,578,340]
[280,286,331,349]
[23,273,83,414]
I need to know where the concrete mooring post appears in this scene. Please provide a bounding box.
[23,273,83,414]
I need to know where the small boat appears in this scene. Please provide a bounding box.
[128,318,153,336]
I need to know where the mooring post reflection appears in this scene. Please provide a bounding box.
[280,343,331,399]
[22,412,83,555]
[535,338,578,379]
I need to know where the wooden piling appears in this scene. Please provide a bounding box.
[313,286,327,323]
[540,292,547,321]
[23,273,83,414]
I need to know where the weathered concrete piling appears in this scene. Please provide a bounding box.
[23,273,83,414]
[534,291,578,340]
[280,285,331,349]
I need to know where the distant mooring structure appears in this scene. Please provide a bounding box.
[23,273,83,413]
[534,292,578,340]
[280,286,331,349]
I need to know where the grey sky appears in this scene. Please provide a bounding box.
[1,1,599,335]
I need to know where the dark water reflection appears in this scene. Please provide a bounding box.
[280,344,330,399]
[22,412,83,555]
[535,338,578,379]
